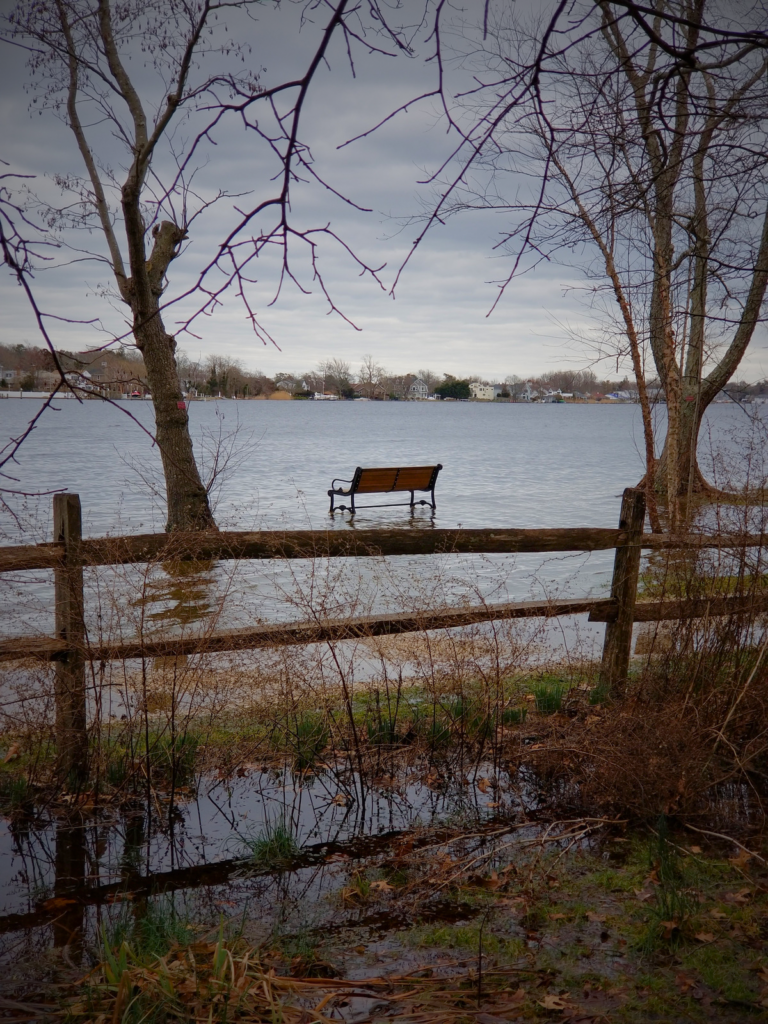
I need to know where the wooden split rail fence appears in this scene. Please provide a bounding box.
[1,489,766,779]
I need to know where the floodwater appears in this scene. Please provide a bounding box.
[2,397,661,535]
[0,758,545,964]
[0,397,765,959]
[2,398,764,645]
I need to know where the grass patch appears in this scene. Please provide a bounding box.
[405,920,526,959]
[102,895,194,966]
[243,815,300,869]
[530,677,569,714]
[502,705,528,725]
[0,771,33,814]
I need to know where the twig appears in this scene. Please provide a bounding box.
[683,823,768,866]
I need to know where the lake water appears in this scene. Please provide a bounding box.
[0,397,763,646]
[3,397,657,535]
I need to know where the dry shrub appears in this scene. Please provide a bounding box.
[527,605,768,825]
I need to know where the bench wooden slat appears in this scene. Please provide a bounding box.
[394,467,437,490]
[356,468,401,493]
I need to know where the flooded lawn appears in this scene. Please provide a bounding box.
[0,754,766,1022]
[0,758,546,951]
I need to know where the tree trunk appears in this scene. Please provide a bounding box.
[654,391,708,498]
[123,218,216,533]
[134,308,216,532]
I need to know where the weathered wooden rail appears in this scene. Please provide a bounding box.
[1,490,765,779]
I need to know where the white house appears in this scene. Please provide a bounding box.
[407,377,430,400]
[470,382,503,401]
[519,382,539,402]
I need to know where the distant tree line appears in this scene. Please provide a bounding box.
[4,344,766,402]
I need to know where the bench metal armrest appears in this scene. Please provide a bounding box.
[331,477,353,490]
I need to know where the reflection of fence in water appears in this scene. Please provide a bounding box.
[1,489,767,779]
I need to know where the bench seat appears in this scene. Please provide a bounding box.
[328,464,442,513]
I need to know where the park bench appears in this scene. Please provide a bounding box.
[328,464,443,514]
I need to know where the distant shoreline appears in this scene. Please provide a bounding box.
[0,390,652,405]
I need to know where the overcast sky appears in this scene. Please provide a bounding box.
[2,0,767,383]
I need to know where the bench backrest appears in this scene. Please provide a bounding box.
[352,465,441,494]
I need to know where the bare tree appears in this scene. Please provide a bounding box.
[358,353,385,398]
[320,357,353,398]
[5,0,422,529]
[437,0,768,527]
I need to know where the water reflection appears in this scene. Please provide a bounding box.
[133,559,218,628]
[52,817,85,951]
[0,760,537,948]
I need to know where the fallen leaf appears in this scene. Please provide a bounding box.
[539,994,571,1011]
[477,777,491,793]
[730,848,752,870]
[373,775,398,788]
[369,880,393,893]
[695,932,715,943]
[586,912,604,923]
[486,801,501,808]
[353,945,366,954]
[710,910,727,919]
[549,913,568,920]
[660,920,679,940]
[332,793,351,806]
[688,845,703,854]
[481,871,502,890]
[675,973,695,994]
[507,987,526,1005]
[3,744,19,764]
[634,889,654,902]
[42,897,77,910]
[728,888,752,903]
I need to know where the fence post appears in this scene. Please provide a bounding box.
[600,487,646,693]
[53,493,87,784]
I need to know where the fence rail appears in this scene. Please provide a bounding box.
[1,490,765,778]
[1,526,765,575]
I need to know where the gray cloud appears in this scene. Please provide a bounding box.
[2,0,766,382]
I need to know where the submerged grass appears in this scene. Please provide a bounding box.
[102,895,195,965]
[242,815,300,869]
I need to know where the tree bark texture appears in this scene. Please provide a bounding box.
[124,218,216,532]
[128,222,215,531]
